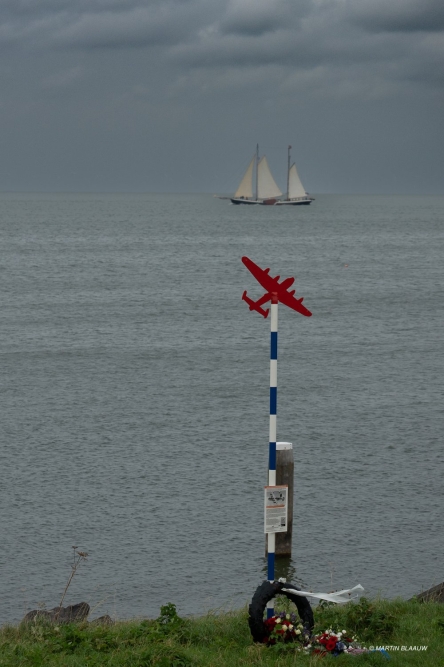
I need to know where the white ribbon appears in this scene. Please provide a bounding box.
[281,584,364,604]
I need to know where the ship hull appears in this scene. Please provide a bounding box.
[231,198,283,205]
[230,198,260,205]
[275,198,314,206]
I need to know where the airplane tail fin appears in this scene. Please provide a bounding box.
[242,291,269,318]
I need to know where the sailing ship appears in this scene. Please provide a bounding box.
[221,145,314,206]
[230,145,282,205]
[276,145,315,205]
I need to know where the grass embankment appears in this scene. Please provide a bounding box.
[0,598,443,666]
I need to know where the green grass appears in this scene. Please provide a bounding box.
[0,598,443,666]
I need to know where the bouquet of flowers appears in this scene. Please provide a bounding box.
[263,612,308,646]
[311,628,365,656]
[264,618,366,656]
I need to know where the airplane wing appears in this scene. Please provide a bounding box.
[277,289,312,317]
[241,256,274,292]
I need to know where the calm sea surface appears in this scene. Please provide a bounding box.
[1,193,443,624]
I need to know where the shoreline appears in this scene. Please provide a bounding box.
[1,597,442,666]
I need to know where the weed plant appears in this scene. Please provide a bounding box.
[58,548,89,611]
[0,598,442,666]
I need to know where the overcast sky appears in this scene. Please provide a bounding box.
[1,0,443,193]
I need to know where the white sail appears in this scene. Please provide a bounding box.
[257,157,282,200]
[234,156,255,199]
[288,163,307,199]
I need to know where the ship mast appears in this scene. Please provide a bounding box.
[287,145,291,201]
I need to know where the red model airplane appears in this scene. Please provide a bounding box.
[241,256,312,318]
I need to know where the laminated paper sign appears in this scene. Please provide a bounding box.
[264,485,288,533]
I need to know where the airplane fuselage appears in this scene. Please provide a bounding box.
[242,257,292,296]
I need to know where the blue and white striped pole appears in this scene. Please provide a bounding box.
[266,291,278,618]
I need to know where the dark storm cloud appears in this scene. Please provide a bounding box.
[158,0,444,94]
[349,0,444,33]
[0,0,441,109]
[0,0,443,193]
[219,0,311,37]
[1,0,443,80]
[54,6,187,49]
[0,0,442,103]
[171,25,391,71]
[0,0,214,50]
[1,0,172,18]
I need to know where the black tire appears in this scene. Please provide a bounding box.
[248,580,314,643]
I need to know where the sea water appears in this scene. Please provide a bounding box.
[1,193,443,624]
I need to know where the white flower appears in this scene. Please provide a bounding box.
[342,630,347,634]
[282,624,288,631]
[286,614,290,620]
[276,618,281,624]
[289,624,294,630]
[295,629,301,635]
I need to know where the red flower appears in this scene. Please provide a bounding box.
[263,618,277,633]
[326,638,337,651]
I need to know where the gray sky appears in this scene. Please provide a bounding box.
[1,0,443,193]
